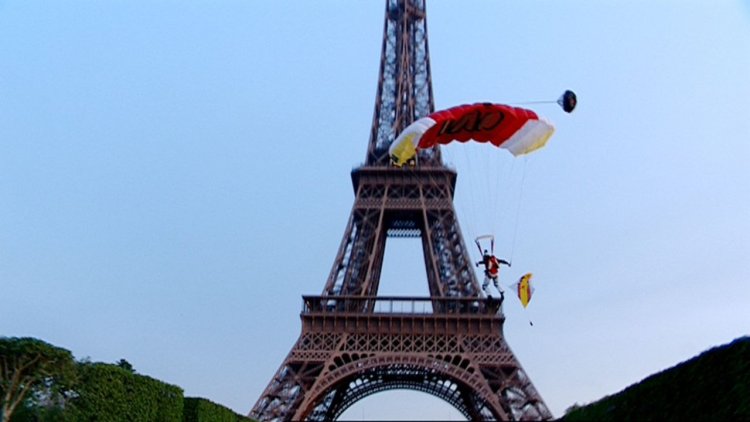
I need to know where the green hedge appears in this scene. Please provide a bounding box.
[3,337,252,422]
[562,336,750,421]
[183,397,252,422]
[68,362,183,422]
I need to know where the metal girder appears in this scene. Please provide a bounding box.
[367,0,438,166]
[323,167,479,299]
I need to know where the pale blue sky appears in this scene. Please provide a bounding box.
[1,1,749,420]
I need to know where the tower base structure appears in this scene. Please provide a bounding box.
[250,296,552,421]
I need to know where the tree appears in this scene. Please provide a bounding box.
[0,337,77,421]
[116,359,135,373]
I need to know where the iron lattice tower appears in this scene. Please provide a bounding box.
[250,1,552,420]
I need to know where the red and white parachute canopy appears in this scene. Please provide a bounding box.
[389,102,555,167]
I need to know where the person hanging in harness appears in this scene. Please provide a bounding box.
[476,249,511,302]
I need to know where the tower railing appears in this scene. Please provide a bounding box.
[302,295,503,316]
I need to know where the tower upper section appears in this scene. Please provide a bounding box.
[365,0,442,167]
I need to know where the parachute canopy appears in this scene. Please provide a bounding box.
[389,103,555,167]
[557,90,577,113]
[515,273,535,308]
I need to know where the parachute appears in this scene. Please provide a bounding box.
[557,90,577,113]
[389,103,555,167]
[387,93,575,314]
[514,273,535,308]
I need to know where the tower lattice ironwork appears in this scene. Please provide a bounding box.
[250,1,552,420]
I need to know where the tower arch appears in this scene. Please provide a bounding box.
[303,356,497,420]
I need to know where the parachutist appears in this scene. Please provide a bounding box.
[476,249,510,298]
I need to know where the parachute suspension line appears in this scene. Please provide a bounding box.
[457,144,484,245]
[491,151,509,236]
[496,157,516,244]
[471,141,499,239]
[510,90,578,113]
[455,143,480,241]
[509,156,530,264]
[447,143,511,255]
[508,100,558,106]
[483,144,496,236]
[489,152,499,237]
[435,143,485,256]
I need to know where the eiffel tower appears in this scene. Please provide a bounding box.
[250,1,552,420]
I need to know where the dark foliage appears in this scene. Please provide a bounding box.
[183,397,252,422]
[561,336,750,421]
